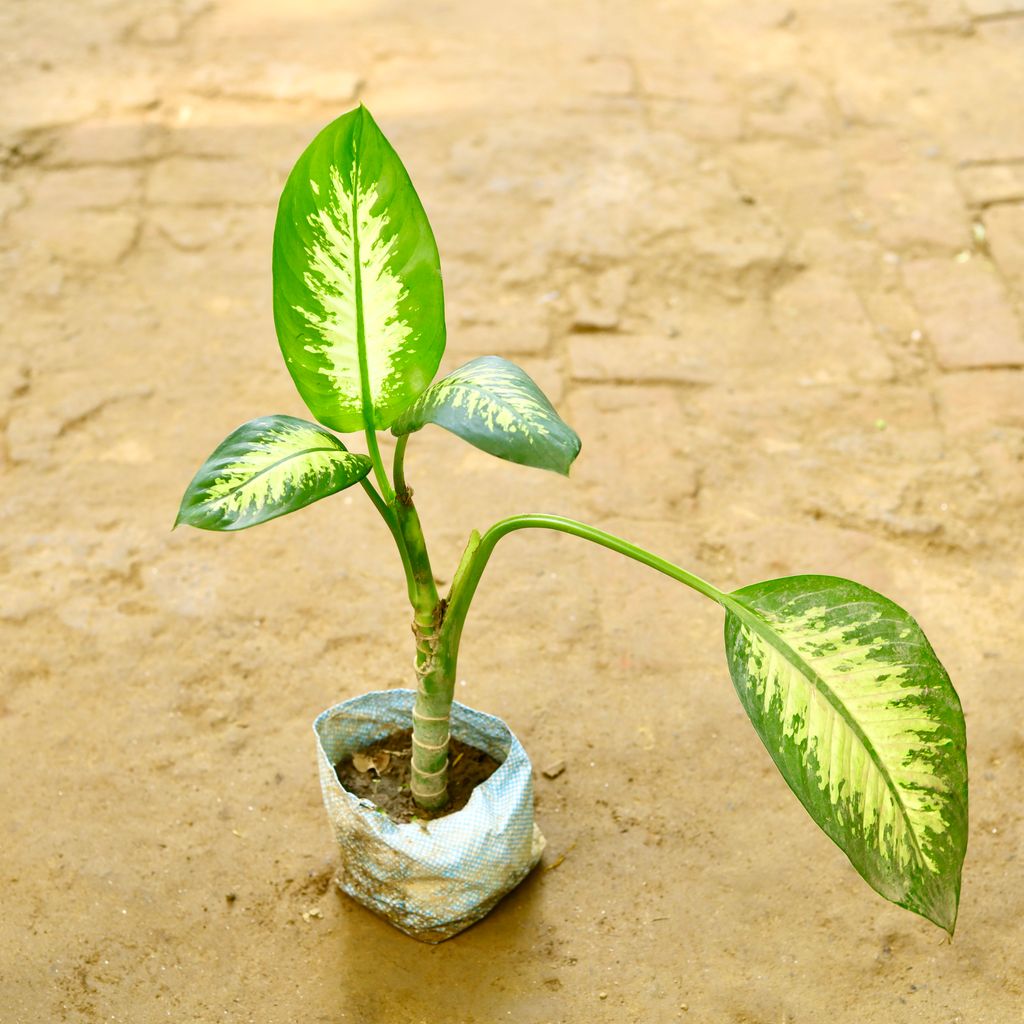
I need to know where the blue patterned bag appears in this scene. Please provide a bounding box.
[314,689,545,942]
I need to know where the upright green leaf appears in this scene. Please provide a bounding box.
[176,415,372,531]
[391,356,582,475]
[273,105,445,433]
[723,575,968,933]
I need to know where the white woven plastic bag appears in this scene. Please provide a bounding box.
[314,689,545,942]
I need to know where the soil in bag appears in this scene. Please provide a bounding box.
[334,729,501,824]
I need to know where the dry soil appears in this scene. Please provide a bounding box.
[1,1,1023,1022]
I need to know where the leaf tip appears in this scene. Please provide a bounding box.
[933,891,961,939]
[558,433,583,476]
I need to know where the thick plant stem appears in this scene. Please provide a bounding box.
[392,436,452,810]
[400,510,447,809]
[409,632,458,810]
[393,438,439,626]
[406,529,481,809]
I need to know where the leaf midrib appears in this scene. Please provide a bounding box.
[724,592,929,870]
[412,376,561,441]
[350,115,375,433]
[194,445,355,513]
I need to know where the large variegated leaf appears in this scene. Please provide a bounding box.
[175,415,372,531]
[390,356,582,475]
[723,575,968,933]
[272,105,445,433]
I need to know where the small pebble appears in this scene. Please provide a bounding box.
[598,991,608,1000]
[542,759,567,779]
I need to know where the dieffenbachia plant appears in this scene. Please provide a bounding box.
[176,106,968,935]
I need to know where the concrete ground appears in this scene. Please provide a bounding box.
[1,1,1022,1021]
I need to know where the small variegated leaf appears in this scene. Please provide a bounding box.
[272,105,445,433]
[723,575,968,934]
[175,415,372,531]
[390,356,582,475]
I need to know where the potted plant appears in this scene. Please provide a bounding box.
[176,105,968,943]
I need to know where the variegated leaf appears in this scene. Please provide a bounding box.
[390,356,582,475]
[176,415,372,531]
[723,576,968,934]
[272,105,445,433]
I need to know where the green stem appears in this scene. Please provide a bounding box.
[359,478,417,607]
[408,514,727,811]
[443,514,726,652]
[408,634,458,811]
[392,437,439,621]
[390,434,450,810]
[393,433,410,496]
[364,427,395,505]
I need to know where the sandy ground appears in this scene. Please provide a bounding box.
[2,1,1023,1021]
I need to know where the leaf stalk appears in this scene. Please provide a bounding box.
[442,514,726,651]
[400,513,729,810]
